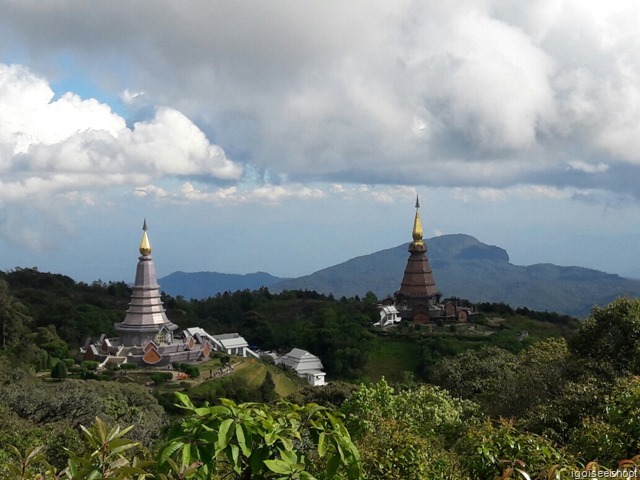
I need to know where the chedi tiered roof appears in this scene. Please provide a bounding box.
[395,196,442,321]
[114,220,178,346]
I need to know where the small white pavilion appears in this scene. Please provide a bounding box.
[277,348,326,386]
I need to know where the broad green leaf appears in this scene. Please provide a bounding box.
[280,436,293,451]
[318,432,327,457]
[326,453,341,477]
[181,443,192,468]
[230,444,241,473]
[174,391,195,410]
[264,459,293,475]
[87,469,101,480]
[236,423,251,457]
[5,465,21,475]
[159,441,185,464]
[279,448,298,464]
[217,418,235,449]
[251,446,270,474]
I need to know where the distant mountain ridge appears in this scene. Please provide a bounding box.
[158,271,287,299]
[159,234,640,317]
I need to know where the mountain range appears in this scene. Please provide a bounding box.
[158,234,640,317]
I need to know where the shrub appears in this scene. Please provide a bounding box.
[50,361,67,381]
[81,361,99,371]
[150,372,173,386]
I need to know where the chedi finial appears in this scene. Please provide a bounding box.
[412,196,424,246]
[139,219,152,256]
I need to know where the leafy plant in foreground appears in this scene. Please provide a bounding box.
[158,392,361,479]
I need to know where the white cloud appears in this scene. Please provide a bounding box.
[5,2,640,193]
[3,1,640,256]
[0,62,243,247]
[0,63,242,185]
[120,89,144,105]
[567,160,609,174]
[0,64,125,156]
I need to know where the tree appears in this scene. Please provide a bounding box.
[50,361,67,381]
[158,393,361,479]
[430,346,518,413]
[569,297,640,377]
[455,419,575,480]
[259,371,277,403]
[342,380,478,479]
[0,280,31,350]
[569,376,640,466]
[342,379,479,444]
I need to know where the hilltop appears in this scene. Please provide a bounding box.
[161,234,640,317]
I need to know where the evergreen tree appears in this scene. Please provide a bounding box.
[0,280,31,350]
[260,371,278,403]
[50,360,67,381]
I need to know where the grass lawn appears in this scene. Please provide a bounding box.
[232,360,302,397]
[364,338,422,383]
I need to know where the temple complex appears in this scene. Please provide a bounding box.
[82,221,214,367]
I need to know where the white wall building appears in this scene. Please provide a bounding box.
[277,348,326,386]
[183,329,258,358]
[373,305,401,327]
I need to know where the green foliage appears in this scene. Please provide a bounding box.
[159,392,361,479]
[81,361,100,371]
[2,444,56,479]
[567,376,640,466]
[301,308,373,379]
[34,326,69,360]
[260,371,278,403]
[455,419,574,480]
[432,339,572,419]
[287,382,358,410]
[185,374,261,406]
[0,375,167,447]
[65,417,153,479]
[0,279,32,351]
[50,360,67,381]
[431,346,518,412]
[342,380,479,479]
[357,418,469,480]
[343,379,479,443]
[151,372,174,386]
[570,297,640,377]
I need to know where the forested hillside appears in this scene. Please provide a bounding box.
[1,267,639,478]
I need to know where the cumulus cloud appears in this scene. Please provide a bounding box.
[0,65,242,189]
[0,63,242,246]
[2,2,640,196]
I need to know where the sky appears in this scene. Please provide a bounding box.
[1,0,640,283]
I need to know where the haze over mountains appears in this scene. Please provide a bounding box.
[159,234,640,317]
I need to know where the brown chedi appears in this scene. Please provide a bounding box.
[395,196,442,323]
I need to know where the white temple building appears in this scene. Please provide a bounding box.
[277,348,326,386]
[183,329,258,358]
[373,305,401,327]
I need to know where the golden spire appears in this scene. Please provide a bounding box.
[412,195,424,247]
[139,219,152,256]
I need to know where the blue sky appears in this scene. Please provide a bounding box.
[1,1,640,283]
